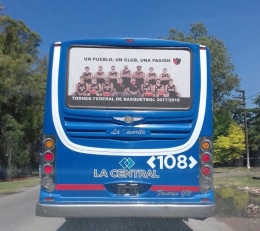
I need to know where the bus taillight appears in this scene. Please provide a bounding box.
[201,153,211,163]
[199,137,213,193]
[41,135,56,192]
[42,177,55,190]
[201,139,211,151]
[200,179,212,192]
[43,165,54,175]
[44,138,54,149]
[44,152,54,162]
[201,166,211,176]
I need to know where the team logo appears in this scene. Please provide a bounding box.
[173,58,181,65]
[119,157,135,169]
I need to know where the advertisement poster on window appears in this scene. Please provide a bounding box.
[67,47,191,110]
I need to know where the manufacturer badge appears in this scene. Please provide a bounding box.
[124,116,134,123]
[113,116,143,124]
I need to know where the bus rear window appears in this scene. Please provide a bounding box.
[66,46,192,110]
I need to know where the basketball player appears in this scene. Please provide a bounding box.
[154,79,165,97]
[141,79,154,97]
[165,79,180,98]
[72,76,88,96]
[88,77,101,96]
[133,66,145,88]
[146,67,158,86]
[107,66,118,86]
[120,65,132,88]
[82,66,93,84]
[94,66,106,84]
[102,77,113,96]
[159,68,171,86]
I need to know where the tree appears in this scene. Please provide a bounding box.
[214,100,241,138]
[0,115,24,179]
[214,123,245,163]
[165,22,240,107]
[0,9,46,179]
[247,95,260,150]
[165,23,245,162]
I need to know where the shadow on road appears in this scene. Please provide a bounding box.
[57,218,193,231]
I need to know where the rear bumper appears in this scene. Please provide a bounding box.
[36,203,216,218]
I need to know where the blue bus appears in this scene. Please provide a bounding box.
[36,38,215,219]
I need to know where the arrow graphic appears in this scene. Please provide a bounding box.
[147,156,156,169]
[189,156,198,169]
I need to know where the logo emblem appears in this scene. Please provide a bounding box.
[119,158,135,169]
[125,116,134,123]
[113,116,143,124]
[173,58,181,65]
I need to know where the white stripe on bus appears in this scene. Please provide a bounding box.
[51,46,207,156]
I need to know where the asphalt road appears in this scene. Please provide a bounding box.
[0,185,233,231]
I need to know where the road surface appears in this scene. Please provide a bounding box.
[0,185,233,231]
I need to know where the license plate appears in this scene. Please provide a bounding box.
[117,185,139,195]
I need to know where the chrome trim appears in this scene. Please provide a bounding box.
[113,116,144,123]
[36,203,215,218]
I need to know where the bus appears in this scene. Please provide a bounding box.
[36,38,215,220]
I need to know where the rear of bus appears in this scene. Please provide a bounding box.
[36,38,215,219]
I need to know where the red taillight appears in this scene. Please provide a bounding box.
[202,153,210,163]
[43,165,53,175]
[202,166,211,176]
[44,152,54,162]
[126,39,134,43]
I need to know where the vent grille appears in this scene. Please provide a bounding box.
[63,116,194,141]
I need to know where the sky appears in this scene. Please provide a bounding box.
[1,0,259,108]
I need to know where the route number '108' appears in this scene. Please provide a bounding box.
[147,155,198,169]
[157,155,187,169]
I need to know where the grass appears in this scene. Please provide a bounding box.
[213,167,252,173]
[0,177,40,195]
[214,175,260,187]
[214,167,260,187]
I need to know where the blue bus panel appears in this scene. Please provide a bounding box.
[36,38,215,219]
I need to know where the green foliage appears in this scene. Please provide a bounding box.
[0,15,41,59]
[214,100,242,139]
[248,95,260,150]
[165,22,240,107]
[1,114,24,153]
[0,115,24,178]
[0,11,46,178]
[214,123,245,163]
[166,22,244,162]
